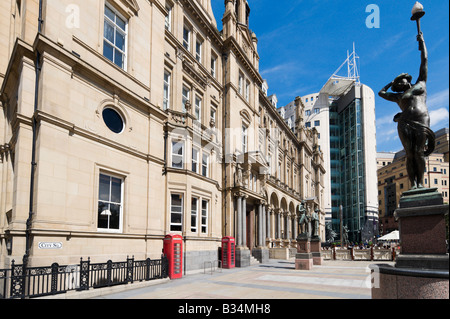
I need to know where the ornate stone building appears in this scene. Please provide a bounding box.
[0,0,324,270]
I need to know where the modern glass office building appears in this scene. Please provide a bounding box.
[280,81,379,243]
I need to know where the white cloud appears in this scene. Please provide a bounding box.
[428,88,449,110]
[430,107,449,130]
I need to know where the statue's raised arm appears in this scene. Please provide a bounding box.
[417,32,428,83]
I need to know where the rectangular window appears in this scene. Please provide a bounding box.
[245,80,250,101]
[314,108,320,114]
[238,73,243,95]
[182,85,190,113]
[202,153,209,177]
[305,121,311,128]
[211,56,216,77]
[165,5,172,31]
[195,95,202,121]
[98,173,123,232]
[192,147,199,173]
[172,141,184,169]
[163,70,171,110]
[314,120,320,126]
[305,110,311,116]
[210,106,216,125]
[242,125,248,153]
[103,3,128,69]
[191,197,198,232]
[195,39,203,63]
[183,26,190,50]
[201,199,208,233]
[170,194,183,232]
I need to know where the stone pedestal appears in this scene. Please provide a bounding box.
[252,247,269,263]
[310,236,323,265]
[235,247,250,268]
[370,188,449,299]
[295,235,313,270]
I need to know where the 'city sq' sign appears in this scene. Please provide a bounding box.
[38,242,63,249]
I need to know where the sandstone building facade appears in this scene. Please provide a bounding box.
[0,0,324,270]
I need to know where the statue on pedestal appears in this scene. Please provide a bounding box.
[378,2,435,190]
[298,201,310,238]
[311,208,320,239]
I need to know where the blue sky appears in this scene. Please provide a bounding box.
[211,0,449,152]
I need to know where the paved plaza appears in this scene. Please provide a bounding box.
[91,259,394,300]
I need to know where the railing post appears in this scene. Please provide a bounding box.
[51,263,59,294]
[161,254,168,278]
[126,256,134,284]
[10,260,25,299]
[78,257,90,291]
[145,258,151,281]
[106,260,112,286]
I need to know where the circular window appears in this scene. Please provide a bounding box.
[102,108,125,134]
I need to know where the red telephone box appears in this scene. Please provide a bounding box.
[222,237,235,269]
[163,234,183,279]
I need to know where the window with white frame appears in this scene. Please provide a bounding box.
[103,3,127,69]
[165,5,172,31]
[163,70,171,110]
[98,173,123,232]
[191,197,198,232]
[201,199,208,233]
[183,26,190,50]
[242,124,248,153]
[195,38,203,63]
[202,153,209,177]
[170,194,183,231]
[182,85,190,113]
[171,141,184,169]
[192,147,199,173]
[245,80,250,102]
[211,55,217,78]
[238,73,244,95]
[210,106,216,125]
[194,95,202,122]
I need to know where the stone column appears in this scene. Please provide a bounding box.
[258,203,263,247]
[253,201,269,263]
[242,195,247,247]
[235,193,250,267]
[277,210,281,239]
[262,204,266,246]
[236,194,242,246]
[293,215,298,239]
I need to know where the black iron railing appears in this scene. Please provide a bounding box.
[0,256,169,299]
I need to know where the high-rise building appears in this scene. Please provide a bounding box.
[278,50,379,243]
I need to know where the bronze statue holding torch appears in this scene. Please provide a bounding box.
[378,2,435,190]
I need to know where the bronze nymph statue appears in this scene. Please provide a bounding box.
[378,22,435,190]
